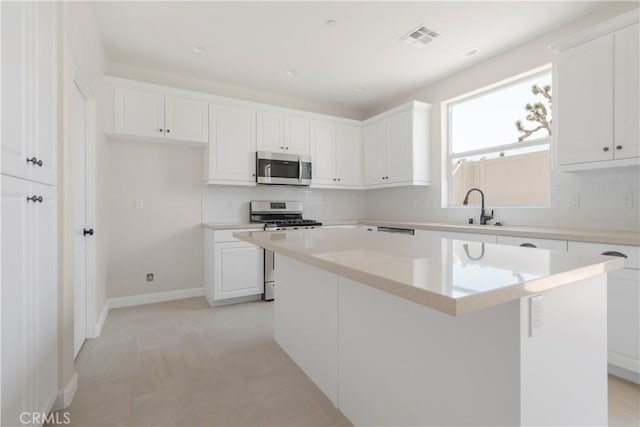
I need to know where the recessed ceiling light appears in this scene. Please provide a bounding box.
[354,86,366,93]
[192,45,206,54]
[284,69,298,77]
[326,20,337,27]
[462,47,479,57]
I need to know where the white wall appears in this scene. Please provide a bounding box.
[366,3,640,231]
[203,186,367,224]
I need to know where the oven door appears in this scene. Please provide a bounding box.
[256,152,311,186]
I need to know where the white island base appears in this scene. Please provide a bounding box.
[275,255,607,426]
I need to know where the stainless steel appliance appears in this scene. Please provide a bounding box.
[256,151,312,186]
[250,201,322,300]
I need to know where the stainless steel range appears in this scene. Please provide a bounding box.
[250,201,321,300]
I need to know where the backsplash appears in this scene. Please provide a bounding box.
[365,167,640,231]
[202,185,367,223]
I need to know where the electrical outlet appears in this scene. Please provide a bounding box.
[569,195,580,208]
[623,193,633,209]
[146,273,154,282]
[135,199,144,209]
[529,295,543,337]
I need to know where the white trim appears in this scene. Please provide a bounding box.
[550,9,639,53]
[51,373,78,411]
[557,157,640,172]
[93,301,109,337]
[363,100,431,125]
[108,287,205,309]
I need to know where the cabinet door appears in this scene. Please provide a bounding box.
[285,115,310,155]
[386,110,413,183]
[257,111,285,152]
[114,87,165,138]
[608,268,640,375]
[1,175,31,426]
[164,96,208,143]
[614,23,639,160]
[1,2,31,181]
[335,124,362,187]
[214,242,264,300]
[30,1,57,186]
[208,104,256,183]
[557,34,614,165]
[30,181,57,415]
[310,121,336,186]
[363,121,387,185]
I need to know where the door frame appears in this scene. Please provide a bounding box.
[72,65,97,340]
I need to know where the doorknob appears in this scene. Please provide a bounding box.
[83,228,94,236]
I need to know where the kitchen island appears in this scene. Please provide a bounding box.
[234,228,624,426]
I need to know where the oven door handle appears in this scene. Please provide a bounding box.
[298,157,302,183]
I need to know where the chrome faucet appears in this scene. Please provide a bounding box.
[463,188,493,225]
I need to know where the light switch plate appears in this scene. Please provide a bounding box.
[529,295,543,337]
[135,199,144,209]
[623,193,633,209]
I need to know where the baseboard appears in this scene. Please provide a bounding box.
[108,287,205,309]
[51,373,78,411]
[609,350,640,384]
[209,294,262,307]
[93,301,110,338]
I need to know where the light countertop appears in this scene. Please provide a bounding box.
[203,220,639,246]
[234,228,624,316]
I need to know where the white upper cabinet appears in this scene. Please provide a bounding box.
[114,87,165,138]
[363,101,431,188]
[552,12,639,171]
[1,1,57,186]
[164,96,208,143]
[310,122,363,188]
[206,104,256,185]
[257,111,310,155]
[111,84,209,144]
[614,23,639,160]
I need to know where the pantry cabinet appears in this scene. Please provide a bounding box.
[206,104,256,185]
[111,85,208,144]
[257,111,310,155]
[310,121,362,188]
[552,12,639,170]
[363,101,431,188]
[1,0,57,186]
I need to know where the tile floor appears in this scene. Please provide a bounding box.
[55,297,639,426]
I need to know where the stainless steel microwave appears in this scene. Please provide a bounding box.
[256,151,312,186]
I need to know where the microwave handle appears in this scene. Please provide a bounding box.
[298,157,302,183]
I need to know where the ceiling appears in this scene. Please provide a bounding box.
[94,1,615,117]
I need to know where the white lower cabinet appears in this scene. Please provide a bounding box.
[205,229,263,305]
[496,235,567,251]
[568,241,640,383]
[2,175,57,425]
[415,229,497,244]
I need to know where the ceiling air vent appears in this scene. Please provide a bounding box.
[401,25,440,48]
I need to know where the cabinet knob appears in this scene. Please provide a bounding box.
[166,129,170,133]
[280,146,284,149]
[603,147,610,152]
[159,128,163,132]
[83,228,94,236]
[26,195,43,203]
[333,178,336,181]
[616,145,623,150]
[519,243,537,248]
[26,157,43,167]
[285,147,289,150]
[337,178,341,181]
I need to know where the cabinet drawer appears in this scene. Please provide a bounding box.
[496,235,567,251]
[416,229,497,244]
[568,241,639,270]
[214,228,262,243]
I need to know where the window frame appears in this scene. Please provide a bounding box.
[442,65,553,208]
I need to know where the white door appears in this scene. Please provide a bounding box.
[208,104,256,183]
[386,110,413,184]
[310,121,336,186]
[557,34,614,165]
[335,124,362,187]
[1,175,31,426]
[614,23,639,160]
[164,96,208,143]
[30,0,57,186]
[363,120,387,185]
[72,84,88,358]
[257,111,285,152]
[114,87,165,138]
[1,1,30,181]
[214,242,264,300]
[285,115,310,155]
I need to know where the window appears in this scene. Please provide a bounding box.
[444,66,552,207]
